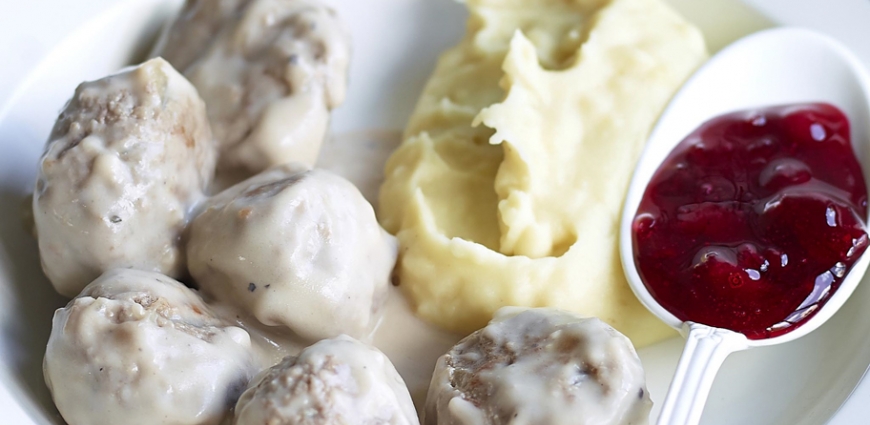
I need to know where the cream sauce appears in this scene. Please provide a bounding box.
[321,129,463,409]
[33,58,216,297]
[234,335,419,425]
[316,130,403,205]
[205,130,462,414]
[187,165,398,341]
[424,308,652,425]
[209,276,462,415]
[153,0,351,184]
[44,269,256,425]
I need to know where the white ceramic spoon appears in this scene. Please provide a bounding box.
[619,27,870,425]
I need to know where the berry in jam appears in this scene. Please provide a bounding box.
[632,103,868,339]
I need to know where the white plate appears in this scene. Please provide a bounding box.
[1,0,869,424]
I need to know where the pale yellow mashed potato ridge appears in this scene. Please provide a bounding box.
[380,0,707,347]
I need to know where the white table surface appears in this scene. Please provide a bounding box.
[2,0,870,424]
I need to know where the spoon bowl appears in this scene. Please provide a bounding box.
[619,27,870,425]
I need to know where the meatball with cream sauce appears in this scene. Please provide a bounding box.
[153,0,351,181]
[33,58,216,297]
[151,0,250,71]
[234,335,419,425]
[424,307,652,425]
[187,164,398,341]
[44,269,256,425]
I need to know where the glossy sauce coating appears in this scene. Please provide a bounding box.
[633,103,868,339]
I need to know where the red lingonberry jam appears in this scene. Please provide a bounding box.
[633,103,868,339]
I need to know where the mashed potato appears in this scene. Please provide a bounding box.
[379,0,707,346]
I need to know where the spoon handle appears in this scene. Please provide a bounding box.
[656,323,749,425]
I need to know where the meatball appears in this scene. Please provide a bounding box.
[44,269,256,425]
[151,0,251,71]
[33,58,216,297]
[424,307,652,425]
[234,335,419,425]
[153,0,351,180]
[187,164,397,340]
